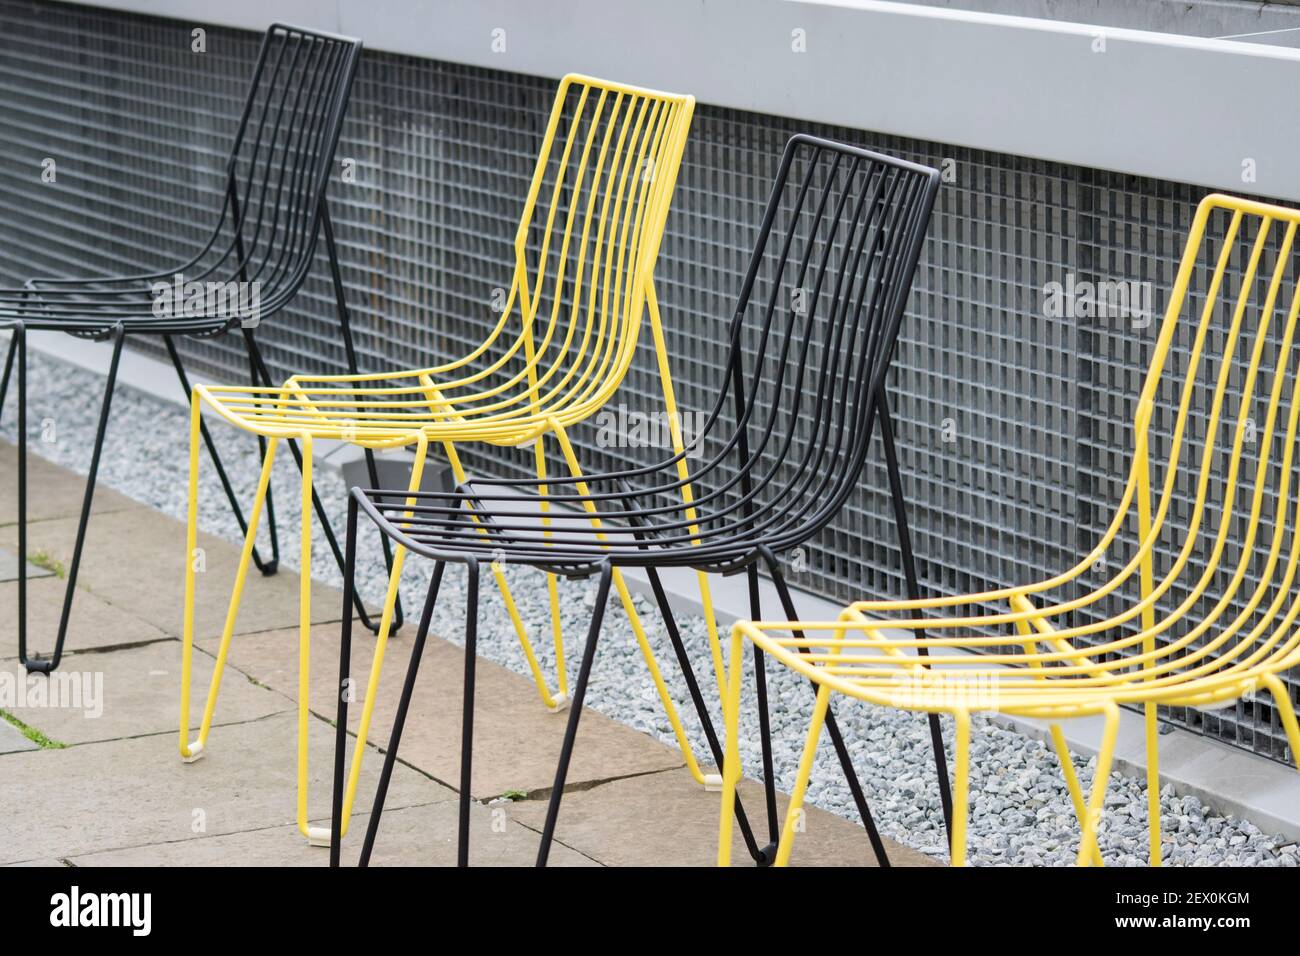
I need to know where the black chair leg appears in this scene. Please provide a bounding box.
[457,561,478,867]
[330,497,359,867]
[765,552,892,866]
[536,562,613,867]
[320,198,404,633]
[745,564,782,846]
[878,391,955,841]
[357,557,446,867]
[163,334,278,576]
[18,324,125,674]
[643,566,773,866]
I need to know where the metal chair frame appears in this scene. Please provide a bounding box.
[334,135,954,866]
[179,74,705,846]
[0,23,393,674]
[725,192,1300,867]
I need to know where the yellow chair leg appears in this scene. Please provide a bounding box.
[441,439,567,711]
[951,709,970,866]
[1049,724,1103,866]
[336,435,428,841]
[716,628,747,867]
[296,433,323,843]
[646,284,726,702]
[774,684,831,867]
[179,394,277,763]
[549,422,710,785]
[1144,702,1163,866]
[533,434,570,701]
[1077,702,1120,867]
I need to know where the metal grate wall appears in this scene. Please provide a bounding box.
[0,0,1294,761]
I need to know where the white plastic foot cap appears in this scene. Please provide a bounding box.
[306,825,332,848]
[703,773,724,792]
[546,692,570,713]
[181,741,205,764]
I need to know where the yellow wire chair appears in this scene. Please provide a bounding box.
[719,192,1300,867]
[177,74,726,846]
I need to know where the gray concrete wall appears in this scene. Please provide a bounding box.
[58,0,1300,202]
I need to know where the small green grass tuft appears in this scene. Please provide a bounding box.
[501,789,528,802]
[0,709,68,749]
[29,549,66,579]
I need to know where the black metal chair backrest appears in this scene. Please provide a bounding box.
[206,24,362,312]
[681,135,939,552]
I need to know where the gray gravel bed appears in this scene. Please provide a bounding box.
[4,344,1298,866]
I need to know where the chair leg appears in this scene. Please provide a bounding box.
[1077,703,1120,867]
[0,327,16,421]
[330,497,359,867]
[1048,723,1104,866]
[243,335,388,634]
[745,564,782,844]
[319,200,404,634]
[357,558,446,867]
[163,334,278,576]
[178,412,277,762]
[536,563,613,867]
[439,438,567,711]
[644,567,771,865]
[774,684,832,867]
[339,439,429,830]
[766,555,892,866]
[295,432,323,843]
[717,627,747,866]
[19,323,124,674]
[878,391,955,839]
[645,283,727,701]
[458,561,479,867]
[547,422,711,785]
[532,434,569,700]
[951,710,971,866]
[1143,702,1162,865]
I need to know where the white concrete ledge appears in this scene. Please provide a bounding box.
[60,0,1300,202]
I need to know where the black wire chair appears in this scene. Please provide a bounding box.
[331,134,954,867]
[0,23,401,673]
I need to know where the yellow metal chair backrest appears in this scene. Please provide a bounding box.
[448,74,695,432]
[1049,193,1300,682]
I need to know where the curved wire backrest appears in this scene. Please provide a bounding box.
[205,24,361,308]
[878,194,1300,686]
[1086,194,1300,678]
[426,74,694,428]
[685,135,939,551]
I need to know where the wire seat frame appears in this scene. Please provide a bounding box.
[180,73,707,846]
[724,192,1300,867]
[333,135,954,867]
[0,23,381,674]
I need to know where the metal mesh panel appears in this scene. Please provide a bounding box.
[0,0,1292,760]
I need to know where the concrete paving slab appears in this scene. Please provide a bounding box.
[199,623,686,800]
[0,712,440,864]
[0,716,38,754]
[0,641,289,746]
[0,442,139,527]
[0,546,51,583]
[68,802,598,867]
[507,767,939,867]
[0,575,168,658]
[0,506,343,640]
